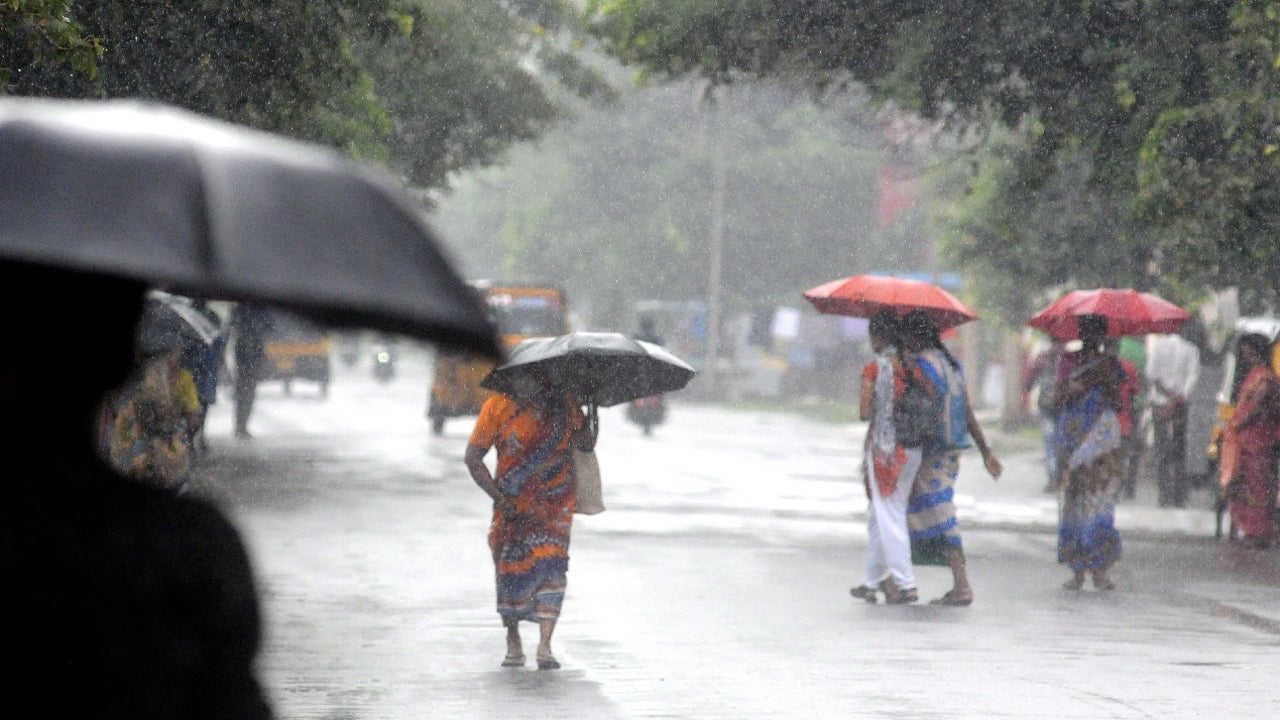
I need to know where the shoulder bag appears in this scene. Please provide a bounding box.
[573,400,605,514]
[573,449,605,514]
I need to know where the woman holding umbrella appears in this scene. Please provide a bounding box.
[1218,333,1280,548]
[900,310,1003,606]
[1051,314,1127,590]
[849,312,923,604]
[464,369,594,671]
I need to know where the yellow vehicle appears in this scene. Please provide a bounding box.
[427,283,569,434]
[262,311,332,397]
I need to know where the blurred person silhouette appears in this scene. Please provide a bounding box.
[106,346,199,491]
[849,312,922,605]
[464,368,594,670]
[228,303,273,439]
[1117,336,1149,495]
[182,300,227,455]
[1218,333,1280,548]
[1105,339,1144,500]
[1146,325,1200,507]
[1053,314,1126,591]
[634,315,664,346]
[2,261,272,719]
[1025,337,1066,493]
[899,310,1002,606]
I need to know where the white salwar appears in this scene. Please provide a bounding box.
[861,349,921,590]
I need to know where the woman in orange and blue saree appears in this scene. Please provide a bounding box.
[1219,333,1280,549]
[465,378,589,671]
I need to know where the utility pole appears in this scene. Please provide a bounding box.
[704,95,726,399]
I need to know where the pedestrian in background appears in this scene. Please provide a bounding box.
[1107,339,1144,500]
[229,303,272,439]
[5,262,272,719]
[1026,337,1066,493]
[849,312,921,605]
[1117,336,1149,496]
[464,371,593,670]
[1218,333,1280,549]
[1146,326,1200,507]
[106,346,196,491]
[1054,314,1126,591]
[900,310,1003,607]
[181,300,226,455]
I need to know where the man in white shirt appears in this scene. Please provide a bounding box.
[1145,328,1201,507]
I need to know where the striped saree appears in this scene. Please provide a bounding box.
[470,393,583,624]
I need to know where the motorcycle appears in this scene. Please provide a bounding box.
[372,343,396,383]
[626,394,666,435]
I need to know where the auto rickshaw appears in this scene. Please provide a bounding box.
[427,283,569,434]
[262,310,332,397]
[1206,316,1280,538]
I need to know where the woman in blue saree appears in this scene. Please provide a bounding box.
[1051,314,1126,591]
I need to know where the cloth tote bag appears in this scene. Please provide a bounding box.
[573,449,605,514]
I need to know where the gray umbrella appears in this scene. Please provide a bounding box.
[0,97,498,358]
[481,331,696,407]
[135,292,222,355]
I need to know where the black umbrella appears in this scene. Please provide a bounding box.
[481,331,696,407]
[0,97,498,358]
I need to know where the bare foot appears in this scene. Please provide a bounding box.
[1062,573,1085,591]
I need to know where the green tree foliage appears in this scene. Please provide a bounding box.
[433,79,893,328]
[2,1,609,193]
[587,1,1280,318]
[0,1,101,88]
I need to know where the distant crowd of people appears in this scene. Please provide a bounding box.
[1025,321,1280,549]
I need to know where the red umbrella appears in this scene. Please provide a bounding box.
[1027,288,1190,339]
[803,274,978,330]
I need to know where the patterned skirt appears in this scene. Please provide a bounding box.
[1057,450,1123,570]
[489,504,572,624]
[907,451,962,566]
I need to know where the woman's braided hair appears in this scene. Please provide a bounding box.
[901,309,960,370]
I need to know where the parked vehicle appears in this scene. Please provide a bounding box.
[262,311,332,397]
[427,282,570,434]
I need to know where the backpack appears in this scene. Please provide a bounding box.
[893,364,943,448]
[916,352,973,450]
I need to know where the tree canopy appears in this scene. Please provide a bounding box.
[433,78,893,328]
[586,1,1280,320]
[2,1,608,194]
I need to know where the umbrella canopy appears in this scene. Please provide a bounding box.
[0,97,498,359]
[803,274,978,330]
[1027,288,1191,339]
[135,291,221,354]
[481,331,696,407]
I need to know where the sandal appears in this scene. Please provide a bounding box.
[929,589,974,607]
[884,587,919,605]
[849,585,879,604]
[536,655,561,671]
[501,653,525,668]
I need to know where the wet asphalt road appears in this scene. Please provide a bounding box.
[193,349,1280,719]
